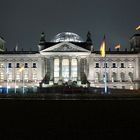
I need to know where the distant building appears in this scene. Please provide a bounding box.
[0,32,139,91]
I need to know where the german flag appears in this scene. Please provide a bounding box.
[19,65,24,72]
[100,35,106,57]
[115,44,121,49]
[136,25,140,30]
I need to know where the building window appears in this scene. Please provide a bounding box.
[32,73,37,81]
[95,72,100,82]
[104,63,108,68]
[8,63,12,68]
[24,73,29,80]
[0,63,4,68]
[25,63,28,68]
[8,73,12,81]
[120,63,125,68]
[111,72,117,82]
[120,72,125,82]
[128,72,133,82]
[95,63,99,68]
[16,73,20,81]
[16,63,20,68]
[0,72,4,81]
[130,86,134,90]
[128,63,133,68]
[112,63,116,68]
[71,59,77,81]
[33,63,36,68]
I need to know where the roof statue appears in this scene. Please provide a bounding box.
[38,32,46,51]
[86,31,92,44]
[39,32,46,44]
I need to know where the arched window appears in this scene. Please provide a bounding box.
[0,72,4,81]
[120,72,125,82]
[62,59,69,81]
[0,63,4,68]
[32,72,37,81]
[112,72,117,82]
[24,71,29,81]
[128,72,133,82]
[95,72,100,82]
[71,59,77,81]
[8,72,12,81]
[16,72,20,81]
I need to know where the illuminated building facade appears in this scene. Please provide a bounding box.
[0,32,139,91]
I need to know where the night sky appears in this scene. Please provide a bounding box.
[0,0,140,51]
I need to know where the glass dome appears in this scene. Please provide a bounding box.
[51,32,84,42]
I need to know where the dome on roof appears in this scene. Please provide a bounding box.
[51,32,84,42]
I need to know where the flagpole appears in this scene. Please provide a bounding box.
[100,35,107,94]
[6,78,8,94]
[6,64,8,94]
[104,55,107,94]
[22,70,24,94]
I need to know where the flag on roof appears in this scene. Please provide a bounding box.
[115,44,121,49]
[136,25,140,30]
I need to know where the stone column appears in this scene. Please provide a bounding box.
[77,57,81,81]
[135,58,139,89]
[87,56,94,82]
[85,58,89,78]
[135,58,139,81]
[69,57,71,80]
[45,58,47,76]
[41,57,45,79]
[50,57,54,81]
[59,57,62,80]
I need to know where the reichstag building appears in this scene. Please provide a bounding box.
[0,32,139,91]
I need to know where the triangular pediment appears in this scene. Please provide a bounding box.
[40,42,90,52]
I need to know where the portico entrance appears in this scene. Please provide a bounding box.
[54,58,78,83]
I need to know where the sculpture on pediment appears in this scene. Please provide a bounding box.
[53,44,78,52]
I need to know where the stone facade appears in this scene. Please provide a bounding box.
[0,32,139,91]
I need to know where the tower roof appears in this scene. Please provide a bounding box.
[51,32,84,43]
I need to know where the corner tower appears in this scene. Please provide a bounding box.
[130,34,140,52]
[38,32,46,51]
